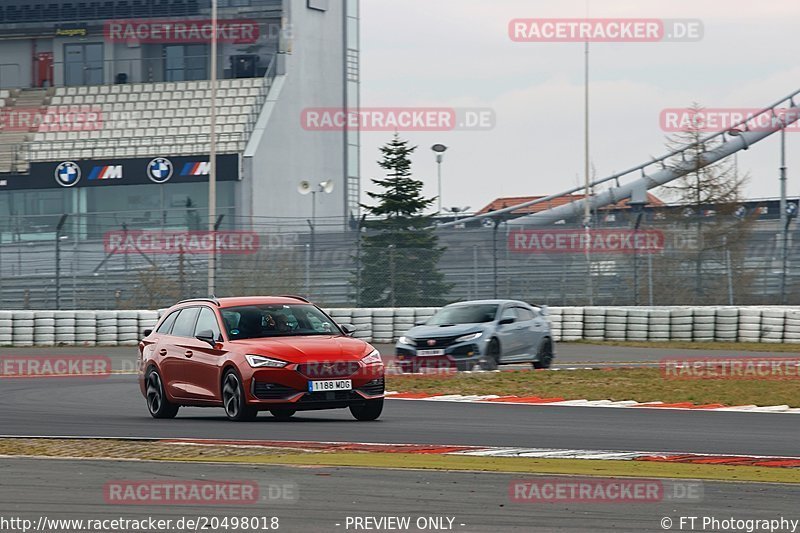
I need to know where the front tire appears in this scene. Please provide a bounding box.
[222,370,258,421]
[533,339,554,369]
[145,368,179,419]
[350,399,383,421]
[477,338,500,371]
[270,409,296,421]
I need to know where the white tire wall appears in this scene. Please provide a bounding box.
[583,307,606,341]
[393,307,415,340]
[670,308,693,341]
[547,307,563,342]
[715,307,738,342]
[371,308,394,343]
[560,307,584,341]
[760,308,785,343]
[626,308,649,341]
[605,308,628,341]
[737,308,761,343]
[351,308,373,342]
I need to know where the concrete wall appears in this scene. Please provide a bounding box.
[243,0,347,227]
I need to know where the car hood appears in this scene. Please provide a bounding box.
[230,335,373,362]
[404,323,486,339]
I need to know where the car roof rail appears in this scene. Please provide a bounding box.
[276,295,310,303]
[177,296,221,306]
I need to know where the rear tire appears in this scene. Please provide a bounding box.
[533,339,554,369]
[270,409,296,421]
[350,399,383,421]
[222,370,258,421]
[145,368,179,419]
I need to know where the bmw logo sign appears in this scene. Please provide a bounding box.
[54,161,81,187]
[147,157,174,183]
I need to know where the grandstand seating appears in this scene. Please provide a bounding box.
[35,77,267,161]
[0,77,269,172]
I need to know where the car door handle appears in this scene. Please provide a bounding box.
[159,349,167,356]
[184,350,193,358]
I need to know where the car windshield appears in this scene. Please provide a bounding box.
[221,304,341,340]
[427,304,499,325]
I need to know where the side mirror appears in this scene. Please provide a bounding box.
[414,319,427,326]
[340,323,357,336]
[498,317,515,326]
[539,306,549,316]
[195,329,217,347]
[142,329,153,338]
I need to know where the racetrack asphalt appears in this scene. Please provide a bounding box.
[1,457,797,533]
[1,374,798,457]
[2,341,797,372]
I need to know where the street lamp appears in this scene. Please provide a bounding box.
[444,206,470,223]
[431,144,448,213]
[299,180,334,297]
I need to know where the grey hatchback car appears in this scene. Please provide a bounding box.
[395,299,555,372]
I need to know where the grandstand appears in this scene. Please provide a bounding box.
[0,0,360,226]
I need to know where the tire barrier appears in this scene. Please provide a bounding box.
[1,306,800,346]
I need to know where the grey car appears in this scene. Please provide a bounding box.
[395,299,555,371]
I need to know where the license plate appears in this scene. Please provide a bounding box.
[308,379,352,392]
[417,349,445,357]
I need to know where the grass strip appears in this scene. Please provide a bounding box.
[386,367,800,407]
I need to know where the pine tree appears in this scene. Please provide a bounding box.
[355,134,452,306]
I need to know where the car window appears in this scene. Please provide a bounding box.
[428,304,499,325]
[156,310,179,334]
[195,307,222,339]
[516,307,536,321]
[222,304,338,340]
[171,307,200,338]
[500,307,519,321]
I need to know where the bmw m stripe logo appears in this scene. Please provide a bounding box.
[181,161,212,176]
[88,165,123,180]
[54,161,81,187]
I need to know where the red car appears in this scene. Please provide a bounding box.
[138,296,385,421]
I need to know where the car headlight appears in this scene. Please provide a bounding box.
[398,336,414,345]
[245,354,289,368]
[455,332,483,343]
[361,350,382,365]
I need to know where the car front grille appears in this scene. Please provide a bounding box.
[413,335,463,349]
[296,361,361,379]
[253,382,300,400]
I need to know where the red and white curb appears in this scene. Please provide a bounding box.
[385,392,800,413]
[154,438,800,468]
[2,436,798,468]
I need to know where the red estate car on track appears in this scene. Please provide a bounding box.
[138,296,385,421]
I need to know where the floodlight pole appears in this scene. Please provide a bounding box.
[780,128,788,304]
[208,0,219,296]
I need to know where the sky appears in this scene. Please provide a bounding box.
[358,0,800,214]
